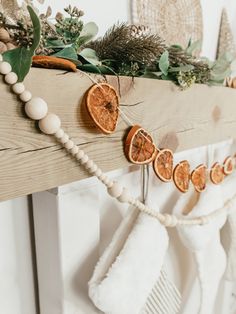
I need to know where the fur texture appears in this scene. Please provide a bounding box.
[173,185,227,314]
[89,208,169,314]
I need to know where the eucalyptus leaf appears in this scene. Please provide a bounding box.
[79,48,101,65]
[53,47,81,65]
[78,64,102,74]
[159,51,169,76]
[78,22,99,45]
[186,39,202,55]
[3,47,33,82]
[169,65,194,72]
[3,6,41,82]
[142,71,161,79]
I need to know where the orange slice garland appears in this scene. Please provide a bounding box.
[153,149,174,182]
[223,156,234,175]
[191,164,207,193]
[85,83,119,134]
[125,125,157,164]
[210,162,224,184]
[173,160,190,193]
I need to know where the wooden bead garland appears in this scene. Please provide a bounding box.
[5,72,18,85]
[1,54,236,228]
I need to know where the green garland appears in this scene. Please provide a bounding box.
[0,5,235,87]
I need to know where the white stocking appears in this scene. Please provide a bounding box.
[173,185,227,314]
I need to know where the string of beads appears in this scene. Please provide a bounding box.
[0,54,235,227]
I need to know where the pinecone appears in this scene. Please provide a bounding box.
[225,77,236,88]
[0,27,17,53]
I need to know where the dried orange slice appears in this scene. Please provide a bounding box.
[223,156,234,175]
[85,83,119,134]
[153,149,173,182]
[210,162,224,184]
[173,160,190,193]
[125,125,157,164]
[191,164,207,193]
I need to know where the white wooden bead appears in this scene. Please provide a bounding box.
[64,140,74,150]
[89,164,98,174]
[117,188,130,203]
[12,82,25,94]
[76,150,85,160]
[108,182,123,198]
[95,168,102,177]
[59,134,69,144]
[55,129,64,139]
[85,160,94,169]
[39,113,61,135]
[99,173,106,181]
[102,176,112,187]
[25,97,48,120]
[80,155,89,164]
[19,90,32,102]
[0,61,11,74]
[70,145,79,156]
[0,55,3,62]
[5,72,18,84]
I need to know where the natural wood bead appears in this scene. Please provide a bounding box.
[85,159,94,169]
[19,90,32,102]
[59,134,69,144]
[80,155,89,165]
[108,181,123,198]
[95,168,102,177]
[89,164,98,174]
[25,97,48,120]
[70,145,79,156]
[117,188,130,203]
[0,54,3,62]
[163,214,177,227]
[64,140,74,150]
[39,113,61,135]
[102,176,113,187]
[5,72,18,85]
[12,82,25,94]
[55,129,64,139]
[0,61,11,74]
[76,150,85,160]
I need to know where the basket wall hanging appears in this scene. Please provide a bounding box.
[131,0,203,47]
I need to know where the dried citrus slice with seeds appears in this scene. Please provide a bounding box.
[153,149,173,182]
[173,160,190,193]
[210,162,224,184]
[85,83,119,134]
[223,156,234,175]
[191,164,207,193]
[125,125,157,164]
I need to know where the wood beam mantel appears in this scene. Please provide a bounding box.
[1,68,236,201]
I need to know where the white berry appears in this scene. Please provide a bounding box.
[25,97,48,120]
[39,113,61,135]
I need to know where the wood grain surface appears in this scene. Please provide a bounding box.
[1,68,236,201]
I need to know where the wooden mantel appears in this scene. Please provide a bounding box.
[1,68,236,201]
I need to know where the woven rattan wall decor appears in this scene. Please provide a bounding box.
[217,8,236,58]
[131,0,203,47]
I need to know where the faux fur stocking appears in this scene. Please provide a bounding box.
[173,185,227,314]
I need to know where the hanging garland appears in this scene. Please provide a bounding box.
[0,4,235,88]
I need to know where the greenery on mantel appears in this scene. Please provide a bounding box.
[0,3,235,88]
